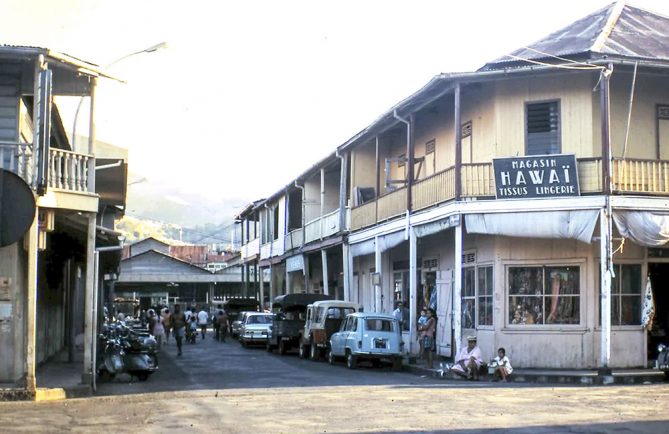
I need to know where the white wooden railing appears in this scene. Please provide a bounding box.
[285,229,303,251]
[0,141,32,182]
[49,148,94,192]
[304,209,341,244]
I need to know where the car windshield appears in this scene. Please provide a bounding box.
[365,318,394,332]
[247,315,273,324]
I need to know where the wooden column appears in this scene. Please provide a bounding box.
[82,213,96,385]
[600,67,612,194]
[600,209,612,368]
[408,227,417,353]
[374,236,382,312]
[342,244,351,302]
[25,213,39,392]
[453,219,463,357]
[321,250,329,296]
[407,115,415,211]
[454,83,462,200]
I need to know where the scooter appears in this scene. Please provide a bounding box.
[97,323,159,381]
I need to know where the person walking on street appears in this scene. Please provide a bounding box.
[213,304,223,341]
[161,308,171,345]
[217,308,229,342]
[197,307,209,339]
[169,305,187,356]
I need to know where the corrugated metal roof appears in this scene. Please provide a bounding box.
[481,2,669,70]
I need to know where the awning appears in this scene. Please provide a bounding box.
[350,230,407,257]
[613,210,669,247]
[414,215,460,238]
[465,210,599,244]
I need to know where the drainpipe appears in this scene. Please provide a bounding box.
[265,203,273,258]
[294,181,305,248]
[320,168,325,240]
[335,150,347,233]
[393,110,412,239]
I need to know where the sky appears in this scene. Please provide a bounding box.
[3,0,669,223]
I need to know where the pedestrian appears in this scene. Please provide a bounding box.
[197,307,209,339]
[489,347,513,382]
[217,308,229,342]
[149,309,165,349]
[161,307,171,344]
[212,304,223,341]
[169,304,187,356]
[417,309,428,358]
[188,315,198,344]
[392,302,409,331]
[185,306,193,323]
[421,309,437,369]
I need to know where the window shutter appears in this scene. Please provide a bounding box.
[527,101,560,155]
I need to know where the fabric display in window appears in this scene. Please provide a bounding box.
[642,277,655,331]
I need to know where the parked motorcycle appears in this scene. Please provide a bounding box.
[97,322,159,381]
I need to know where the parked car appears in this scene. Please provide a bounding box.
[266,293,331,355]
[328,312,403,370]
[223,298,260,324]
[298,300,362,360]
[230,311,254,339]
[239,312,274,347]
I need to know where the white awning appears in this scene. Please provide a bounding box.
[465,210,599,244]
[613,210,669,247]
[349,230,406,257]
[414,215,460,238]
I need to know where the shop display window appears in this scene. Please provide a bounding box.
[508,265,580,325]
[461,265,494,328]
[599,264,642,326]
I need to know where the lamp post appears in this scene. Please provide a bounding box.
[71,41,168,151]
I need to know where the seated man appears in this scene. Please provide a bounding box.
[451,336,483,380]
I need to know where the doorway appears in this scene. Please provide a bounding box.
[648,263,669,360]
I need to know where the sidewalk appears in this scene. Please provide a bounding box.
[34,351,92,400]
[405,358,667,385]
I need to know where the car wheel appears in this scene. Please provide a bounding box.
[371,359,381,369]
[266,340,273,352]
[392,357,403,371]
[278,339,287,355]
[327,349,336,365]
[310,344,320,361]
[298,342,307,359]
[346,352,357,369]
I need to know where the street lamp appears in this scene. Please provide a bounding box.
[71,41,168,150]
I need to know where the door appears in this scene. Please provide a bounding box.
[330,316,350,356]
[649,263,669,360]
[436,269,453,357]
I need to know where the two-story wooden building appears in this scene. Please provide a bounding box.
[0,46,126,398]
[235,2,669,370]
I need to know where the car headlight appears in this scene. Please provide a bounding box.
[658,343,667,353]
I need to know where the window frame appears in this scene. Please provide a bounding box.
[460,263,494,330]
[525,99,562,156]
[598,262,644,328]
[505,260,584,329]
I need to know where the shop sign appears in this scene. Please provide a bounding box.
[286,254,304,273]
[492,154,579,199]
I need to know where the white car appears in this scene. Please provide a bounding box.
[239,312,274,347]
[328,312,403,370]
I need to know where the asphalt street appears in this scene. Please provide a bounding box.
[1,329,668,433]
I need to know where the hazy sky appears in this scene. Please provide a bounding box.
[3,0,668,220]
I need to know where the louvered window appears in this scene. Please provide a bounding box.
[526,101,560,155]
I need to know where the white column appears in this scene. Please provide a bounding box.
[342,244,352,302]
[259,266,265,309]
[269,265,275,304]
[375,236,382,312]
[409,227,417,353]
[321,250,329,295]
[600,208,612,368]
[454,220,463,358]
[285,267,292,295]
[25,212,39,392]
[82,213,96,385]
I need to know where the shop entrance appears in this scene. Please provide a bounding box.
[648,263,669,360]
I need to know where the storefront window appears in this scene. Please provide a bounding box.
[600,264,641,326]
[478,266,493,326]
[462,267,475,328]
[461,266,493,328]
[508,266,580,325]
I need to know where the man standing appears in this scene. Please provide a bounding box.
[392,302,409,331]
[217,308,229,342]
[197,307,209,339]
[212,304,223,341]
[451,336,483,380]
[169,305,187,356]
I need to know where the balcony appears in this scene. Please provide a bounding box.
[348,156,669,232]
[285,228,303,251]
[304,209,341,244]
[1,142,98,211]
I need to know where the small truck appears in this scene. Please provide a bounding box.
[298,300,362,360]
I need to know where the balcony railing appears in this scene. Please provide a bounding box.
[348,156,669,232]
[413,167,455,211]
[0,142,94,194]
[285,228,303,251]
[613,158,669,194]
[304,208,341,244]
[377,187,407,222]
[49,148,94,193]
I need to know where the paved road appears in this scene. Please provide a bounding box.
[2,329,669,433]
[96,327,441,395]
